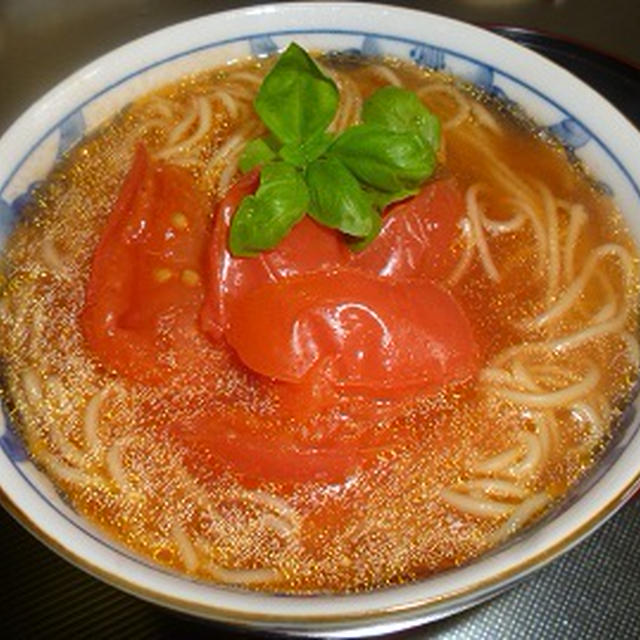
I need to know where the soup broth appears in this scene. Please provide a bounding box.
[1,52,638,593]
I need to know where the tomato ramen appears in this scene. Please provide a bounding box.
[1,49,638,593]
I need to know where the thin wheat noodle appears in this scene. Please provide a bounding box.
[369,64,403,87]
[418,83,471,130]
[530,244,635,330]
[21,368,43,407]
[621,331,640,368]
[146,96,174,118]
[207,563,280,585]
[156,96,213,159]
[465,184,500,281]
[43,378,86,466]
[217,154,241,194]
[227,71,263,86]
[481,208,527,235]
[494,365,600,408]
[509,431,543,476]
[470,100,502,134]
[562,203,588,282]
[589,300,618,326]
[446,218,475,286]
[461,478,528,499]
[171,154,201,168]
[40,451,108,489]
[472,447,522,475]
[172,524,199,572]
[478,367,514,386]
[571,401,604,451]
[260,513,297,537]
[529,411,555,458]
[165,103,198,146]
[526,364,575,385]
[40,236,66,274]
[136,117,173,135]
[488,492,551,544]
[510,360,542,392]
[245,489,298,518]
[210,90,239,119]
[440,488,515,518]
[222,84,256,101]
[106,438,131,493]
[536,182,561,303]
[507,197,547,272]
[83,388,109,453]
[537,419,551,459]
[206,124,256,172]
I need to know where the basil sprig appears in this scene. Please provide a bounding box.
[230,43,441,256]
[230,163,309,256]
[306,156,380,238]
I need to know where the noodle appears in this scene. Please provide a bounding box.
[488,492,551,544]
[206,564,280,585]
[40,236,66,274]
[528,244,635,329]
[418,82,471,130]
[156,96,213,160]
[465,184,500,281]
[440,488,515,518]
[491,365,600,408]
[172,524,199,572]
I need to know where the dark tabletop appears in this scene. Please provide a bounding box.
[2,1,640,638]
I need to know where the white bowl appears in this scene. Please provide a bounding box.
[1,3,640,636]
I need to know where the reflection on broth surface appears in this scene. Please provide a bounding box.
[1,48,638,593]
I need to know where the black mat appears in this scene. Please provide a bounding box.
[4,27,640,640]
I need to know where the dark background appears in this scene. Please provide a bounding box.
[2,1,640,638]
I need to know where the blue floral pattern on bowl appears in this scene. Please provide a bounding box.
[58,109,86,158]
[0,197,19,240]
[548,117,591,149]
[0,411,28,463]
[249,35,278,57]
[410,43,446,70]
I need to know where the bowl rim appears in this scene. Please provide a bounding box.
[2,2,640,634]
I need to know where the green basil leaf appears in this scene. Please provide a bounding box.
[238,138,277,173]
[229,162,309,256]
[329,124,436,192]
[362,86,441,150]
[366,186,419,210]
[347,210,383,252]
[306,157,378,237]
[279,131,334,167]
[255,43,339,146]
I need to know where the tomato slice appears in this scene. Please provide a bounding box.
[351,178,464,280]
[170,405,399,485]
[81,145,213,384]
[201,175,464,340]
[225,269,479,392]
[82,158,475,487]
[201,169,349,339]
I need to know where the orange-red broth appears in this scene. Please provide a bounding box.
[1,55,638,593]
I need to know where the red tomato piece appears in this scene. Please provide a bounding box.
[201,170,349,339]
[351,178,464,280]
[81,145,212,384]
[201,176,464,340]
[225,269,479,392]
[170,403,408,485]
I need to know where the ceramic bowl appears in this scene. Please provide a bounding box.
[1,3,640,636]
